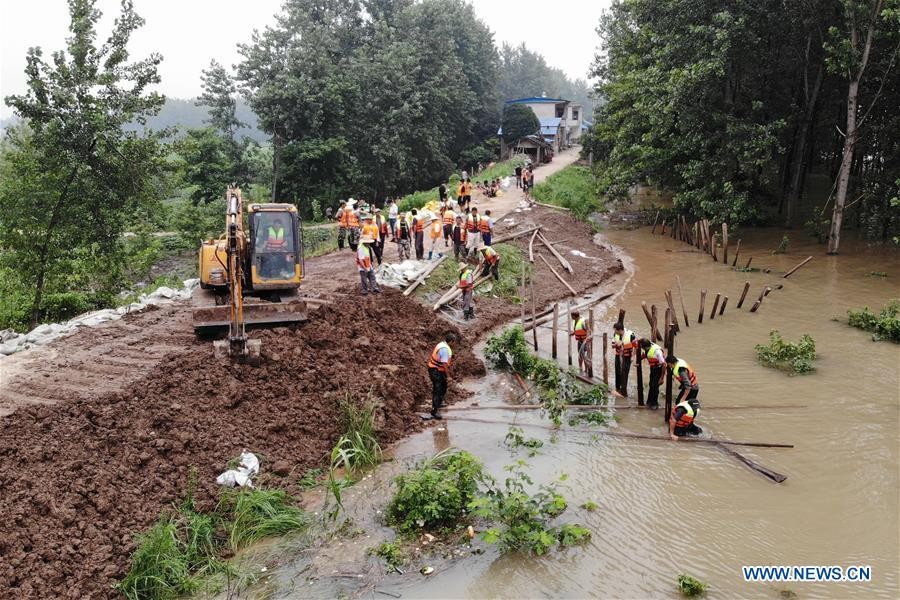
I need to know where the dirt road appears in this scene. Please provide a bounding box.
[0,146,617,599]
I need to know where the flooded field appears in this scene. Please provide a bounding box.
[246,226,899,599]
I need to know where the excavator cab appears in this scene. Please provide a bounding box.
[247,204,304,288]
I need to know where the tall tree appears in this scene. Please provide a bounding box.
[197,59,246,140]
[502,104,540,144]
[1,0,165,327]
[825,0,894,253]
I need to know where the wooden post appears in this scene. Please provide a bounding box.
[617,308,626,325]
[650,304,660,341]
[602,331,608,384]
[660,219,667,235]
[711,234,718,262]
[587,308,595,378]
[722,223,729,265]
[530,274,538,350]
[719,296,728,316]
[695,222,701,249]
[566,303,573,366]
[737,281,751,308]
[732,239,742,267]
[698,289,707,324]
[635,343,644,406]
[664,307,672,347]
[709,293,721,320]
[520,262,526,328]
[744,256,753,270]
[651,211,660,234]
[676,275,690,327]
[749,286,771,313]
[665,290,680,331]
[664,323,674,424]
[551,303,559,359]
[641,301,655,333]
[783,256,814,278]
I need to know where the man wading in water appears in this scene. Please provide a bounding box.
[667,354,702,439]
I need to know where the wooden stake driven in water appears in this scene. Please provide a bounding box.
[719,296,728,316]
[675,275,690,327]
[722,222,729,264]
[530,274,537,350]
[749,286,771,313]
[651,211,660,234]
[783,256,814,278]
[732,238,742,267]
[587,308,595,378]
[665,289,680,332]
[664,323,675,424]
[710,293,721,320]
[664,307,672,347]
[566,302,573,367]
[698,289,707,324]
[737,281,751,308]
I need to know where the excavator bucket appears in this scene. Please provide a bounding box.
[191,288,309,332]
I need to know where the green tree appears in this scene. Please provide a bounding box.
[179,128,232,205]
[196,59,251,187]
[501,104,540,145]
[1,0,165,328]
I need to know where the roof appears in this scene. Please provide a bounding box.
[506,96,569,104]
[539,117,562,137]
[514,134,553,148]
[581,118,594,131]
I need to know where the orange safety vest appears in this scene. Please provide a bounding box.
[414,217,424,233]
[378,217,388,235]
[430,219,442,239]
[428,341,453,372]
[482,246,499,265]
[443,211,455,225]
[645,343,665,367]
[457,184,465,197]
[573,317,588,341]
[347,211,360,228]
[478,217,491,233]
[670,358,698,388]
[672,400,698,428]
[614,329,636,357]
[458,268,474,290]
[362,222,379,241]
[467,215,479,232]
[455,225,467,243]
[356,245,372,271]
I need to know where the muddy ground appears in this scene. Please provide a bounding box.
[0,197,621,598]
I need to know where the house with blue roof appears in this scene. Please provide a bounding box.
[500,95,585,159]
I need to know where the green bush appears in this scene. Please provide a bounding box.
[469,464,590,555]
[386,449,486,534]
[370,541,406,571]
[678,573,707,597]
[504,426,544,456]
[847,299,900,342]
[754,330,817,374]
[531,165,602,221]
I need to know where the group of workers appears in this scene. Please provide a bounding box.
[584,318,701,438]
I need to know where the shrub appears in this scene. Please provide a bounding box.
[678,573,707,596]
[469,464,590,555]
[754,330,817,374]
[531,166,602,221]
[386,449,486,534]
[847,299,900,342]
[370,541,406,571]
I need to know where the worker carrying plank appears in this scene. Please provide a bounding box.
[427,332,457,419]
[570,310,590,373]
[477,244,500,280]
[666,354,702,439]
[638,338,666,410]
[612,322,637,396]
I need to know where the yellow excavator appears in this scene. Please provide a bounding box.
[192,187,308,362]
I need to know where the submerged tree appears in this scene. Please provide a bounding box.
[1,0,165,327]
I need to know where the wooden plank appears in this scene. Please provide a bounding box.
[432,273,490,311]
[538,253,577,296]
[749,286,771,313]
[528,228,539,263]
[715,442,788,483]
[492,225,541,244]
[737,281,751,308]
[641,301,655,335]
[403,254,449,296]
[537,231,573,274]
[744,256,753,269]
[533,201,571,211]
[783,256,813,278]
[551,303,559,359]
[524,293,615,331]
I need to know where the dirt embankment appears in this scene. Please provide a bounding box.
[0,201,622,599]
[0,291,482,599]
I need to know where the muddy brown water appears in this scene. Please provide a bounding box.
[241,227,899,599]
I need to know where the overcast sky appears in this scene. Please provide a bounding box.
[0,0,609,118]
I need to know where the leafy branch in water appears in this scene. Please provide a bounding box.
[754,330,817,374]
[504,426,544,456]
[678,573,708,596]
[847,299,900,342]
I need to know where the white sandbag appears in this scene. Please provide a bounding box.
[216,451,260,488]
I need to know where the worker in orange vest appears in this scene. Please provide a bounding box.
[570,311,590,372]
[356,234,381,295]
[458,261,475,320]
[451,215,467,260]
[427,332,457,419]
[465,207,481,254]
[478,209,493,246]
[477,244,500,280]
[361,213,380,265]
[666,354,701,439]
[345,199,361,250]
[442,206,455,247]
[612,322,636,395]
[427,215,443,260]
[411,209,425,260]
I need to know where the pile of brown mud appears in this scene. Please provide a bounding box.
[0,290,483,599]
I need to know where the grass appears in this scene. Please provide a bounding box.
[338,394,383,472]
[531,165,602,221]
[847,299,900,342]
[298,468,323,491]
[754,330,817,374]
[218,488,309,552]
[370,541,407,571]
[396,157,526,214]
[419,243,531,304]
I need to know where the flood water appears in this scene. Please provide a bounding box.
[388,227,900,599]
[242,226,899,600]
